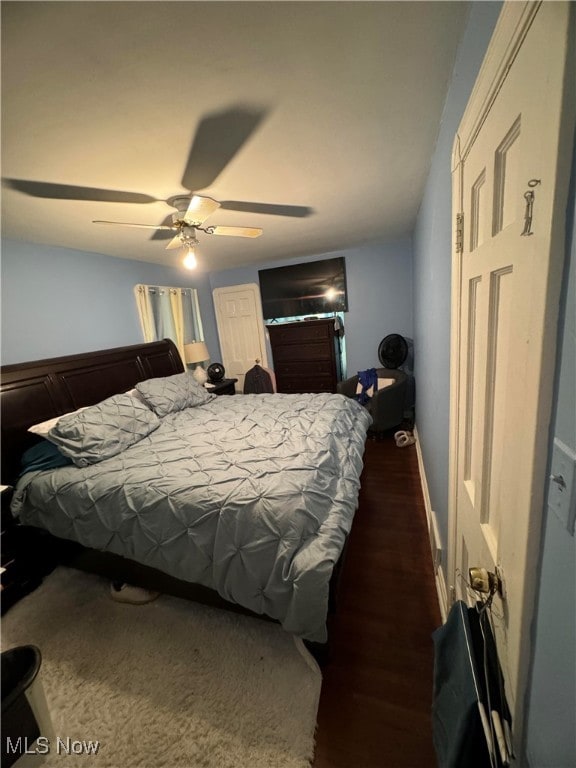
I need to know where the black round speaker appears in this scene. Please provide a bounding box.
[207,362,225,382]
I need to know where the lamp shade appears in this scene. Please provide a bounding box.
[184,341,209,365]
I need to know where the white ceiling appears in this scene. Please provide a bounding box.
[1,1,469,272]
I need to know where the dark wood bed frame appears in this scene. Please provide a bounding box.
[1,339,345,660]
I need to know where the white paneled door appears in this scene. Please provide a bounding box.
[213,283,269,392]
[449,1,574,758]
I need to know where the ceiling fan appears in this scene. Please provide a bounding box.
[94,194,262,269]
[2,105,313,268]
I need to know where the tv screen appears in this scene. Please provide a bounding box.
[258,257,348,321]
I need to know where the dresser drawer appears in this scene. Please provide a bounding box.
[271,341,333,363]
[268,321,332,345]
[276,375,335,394]
[275,360,335,377]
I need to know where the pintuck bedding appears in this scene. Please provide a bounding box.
[11,390,372,643]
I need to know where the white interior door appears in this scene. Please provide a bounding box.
[448,1,574,756]
[213,283,269,392]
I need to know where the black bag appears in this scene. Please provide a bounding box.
[244,364,274,394]
[432,601,513,768]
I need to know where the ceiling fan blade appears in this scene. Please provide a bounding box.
[181,105,267,191]
[93,220,175,230]
[150,214,180,241]
[165,235,183,250]
[220,201,313,218]
[208,226,263,238]
[183,195,221,225]
[3,178,157,204]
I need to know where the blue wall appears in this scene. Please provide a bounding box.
[526,140,576,768]
[2,237,412,377]
[0,239,221,366]
[210,238,413,378]
[412,1,502,550]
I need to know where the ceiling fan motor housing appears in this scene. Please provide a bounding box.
[171,196,193,213]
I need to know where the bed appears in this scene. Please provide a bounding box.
[1,339,371,648]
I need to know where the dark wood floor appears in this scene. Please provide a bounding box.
[313,435,441,768]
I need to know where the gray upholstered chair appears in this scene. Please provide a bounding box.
[337,367,408,433]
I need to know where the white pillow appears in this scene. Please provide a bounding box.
[125,388,148,404]
[355,377,396,398]
[28,407,88,436]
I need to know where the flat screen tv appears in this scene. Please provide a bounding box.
[258,257,348,321]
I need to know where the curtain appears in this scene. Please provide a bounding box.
[134,285,155,342]
[134,284,205,365]
[169,289,185,361]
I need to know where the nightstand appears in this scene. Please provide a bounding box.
[206,378,238,396]
[1,486,58,615]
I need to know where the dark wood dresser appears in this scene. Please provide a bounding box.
[267,318,342,394]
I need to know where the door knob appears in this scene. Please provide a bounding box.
[469,567,501,595]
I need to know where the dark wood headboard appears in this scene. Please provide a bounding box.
[0,339,183,486]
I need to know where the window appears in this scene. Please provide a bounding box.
[134,284,205,365]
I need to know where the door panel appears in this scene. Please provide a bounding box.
[449,2,574,755]
[213,284,268,392]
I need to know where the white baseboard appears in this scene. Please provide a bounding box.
[413,425,449,622]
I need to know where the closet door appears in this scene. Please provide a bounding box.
[213,284,268,392]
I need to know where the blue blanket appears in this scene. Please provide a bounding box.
[356,368,379,405]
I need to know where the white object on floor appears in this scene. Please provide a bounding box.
[394,430,416,448]
[110,582,160,604]
[2,567,321,768]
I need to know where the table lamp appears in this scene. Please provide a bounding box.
[184,341,209,385]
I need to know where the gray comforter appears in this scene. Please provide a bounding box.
[12,393,371,642]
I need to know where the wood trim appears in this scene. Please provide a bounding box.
[447,136,464,608]
[414,426,448,622]
[451,1,541,170]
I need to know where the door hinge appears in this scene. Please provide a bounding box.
[455,213,464,253]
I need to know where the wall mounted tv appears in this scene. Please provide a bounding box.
[258,257,348,321]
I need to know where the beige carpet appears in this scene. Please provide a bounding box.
[2,567,322,767]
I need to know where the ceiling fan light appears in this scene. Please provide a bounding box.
[182,247,197,270]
